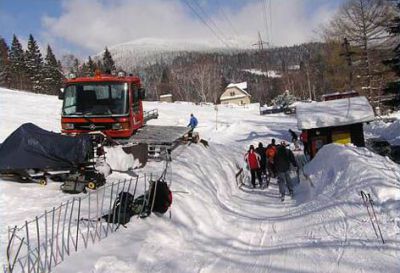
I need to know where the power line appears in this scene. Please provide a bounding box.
[182,0,231,48]
[268,0,273,46]
[215,0,239,38]
[189,0,232,47]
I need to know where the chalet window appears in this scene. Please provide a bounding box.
[230,91,235,96]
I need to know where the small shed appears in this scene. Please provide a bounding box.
[296,96,375,158]
[220,82,251,105]
[160,94,173,103]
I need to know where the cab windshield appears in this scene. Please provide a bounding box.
[62,83,128,116]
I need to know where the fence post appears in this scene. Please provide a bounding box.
[44,210,48,271]
[55,206,62,265]
[35,216,44,273]
[150,178,159,214]
[85,191,91,248]
[67,198,75,254]
[75,198,81,252]
[25,221,32,273]
[116,180,127,227]
[99,186,107,239]
[61,200,69,260]
[106,182,114,236]
[49,207,56,269]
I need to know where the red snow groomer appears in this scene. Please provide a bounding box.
[59,71,157,138]
[58,71,191,160]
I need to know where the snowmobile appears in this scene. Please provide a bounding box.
[0,123,106,192]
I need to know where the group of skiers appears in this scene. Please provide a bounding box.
[244,133,298,201]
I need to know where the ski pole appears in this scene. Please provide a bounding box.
[368,193,385,244]
[360,191,379,240]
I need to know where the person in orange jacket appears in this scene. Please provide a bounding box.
[244,145,262,188]
[265,139,277,178]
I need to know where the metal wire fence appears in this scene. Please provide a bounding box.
[2,174,160,273]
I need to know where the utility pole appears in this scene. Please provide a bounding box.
[252,31,269,104]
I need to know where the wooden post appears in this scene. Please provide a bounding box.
[75,198,81,252]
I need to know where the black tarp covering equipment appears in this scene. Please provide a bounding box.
[0,123,92,171]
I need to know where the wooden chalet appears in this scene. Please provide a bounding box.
[296,96,375,158]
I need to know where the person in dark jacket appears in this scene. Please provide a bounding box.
[300,130,309,157]
[255,142,267,175]
[274,141,298,201]
[244,145,262,188]
[288,129,299,150]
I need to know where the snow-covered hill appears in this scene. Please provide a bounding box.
[1,88,400,272]
[99,37,251,69]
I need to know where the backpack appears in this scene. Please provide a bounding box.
[103,191,135,225]
[148,180,173,214]
[266,146,276,159]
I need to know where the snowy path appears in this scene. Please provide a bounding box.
[1,89,399,272]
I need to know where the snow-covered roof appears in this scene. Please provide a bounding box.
[296,96,375,130]
[225,82,251,97]
[227,82,247,90]
[242,69,282,78]
[160,94,172,98]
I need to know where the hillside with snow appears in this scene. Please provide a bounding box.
[99,37,252,70]
[1,88,400,273]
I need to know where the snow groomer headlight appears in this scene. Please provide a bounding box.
[112,122,129,130]
[112,123,123,130]
[62,123,74,130]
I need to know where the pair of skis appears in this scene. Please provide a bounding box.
[360,191,385,244]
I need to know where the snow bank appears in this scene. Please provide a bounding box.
[104,146,139,171]
[365,120,400,145]
[304,144,400,216]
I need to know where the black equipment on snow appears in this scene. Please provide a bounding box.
[103,191,136,225]
[0,123,106,191]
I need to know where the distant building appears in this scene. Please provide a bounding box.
[296,96,375,158]
[160,94,173,103]
[220,82,251,105]
[321,90,359,101]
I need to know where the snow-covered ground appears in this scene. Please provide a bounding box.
[1,87,400,272]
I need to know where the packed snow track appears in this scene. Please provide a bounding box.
[1,88,399,273]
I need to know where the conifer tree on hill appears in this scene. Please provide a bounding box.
[86,56,96,76]
[9,35,29,90]
[25,34,44,93]
[0,37,11,88]
[43,45,64,95]
[102,47,115,73]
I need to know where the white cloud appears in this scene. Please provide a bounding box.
[42,0,339,54]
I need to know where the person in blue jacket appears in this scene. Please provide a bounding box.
[187,114,198,140]
[187,113,198,130]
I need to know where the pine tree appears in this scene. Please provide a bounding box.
[87,56,96,76]
[102,47,115,73]
[25,34,44,92]
[9,35,28,90]
[43,45,64,95]
[0,37,11,88]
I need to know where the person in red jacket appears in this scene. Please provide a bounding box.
[244,145,262,188]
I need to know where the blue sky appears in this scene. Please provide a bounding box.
[0,0,344,57]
